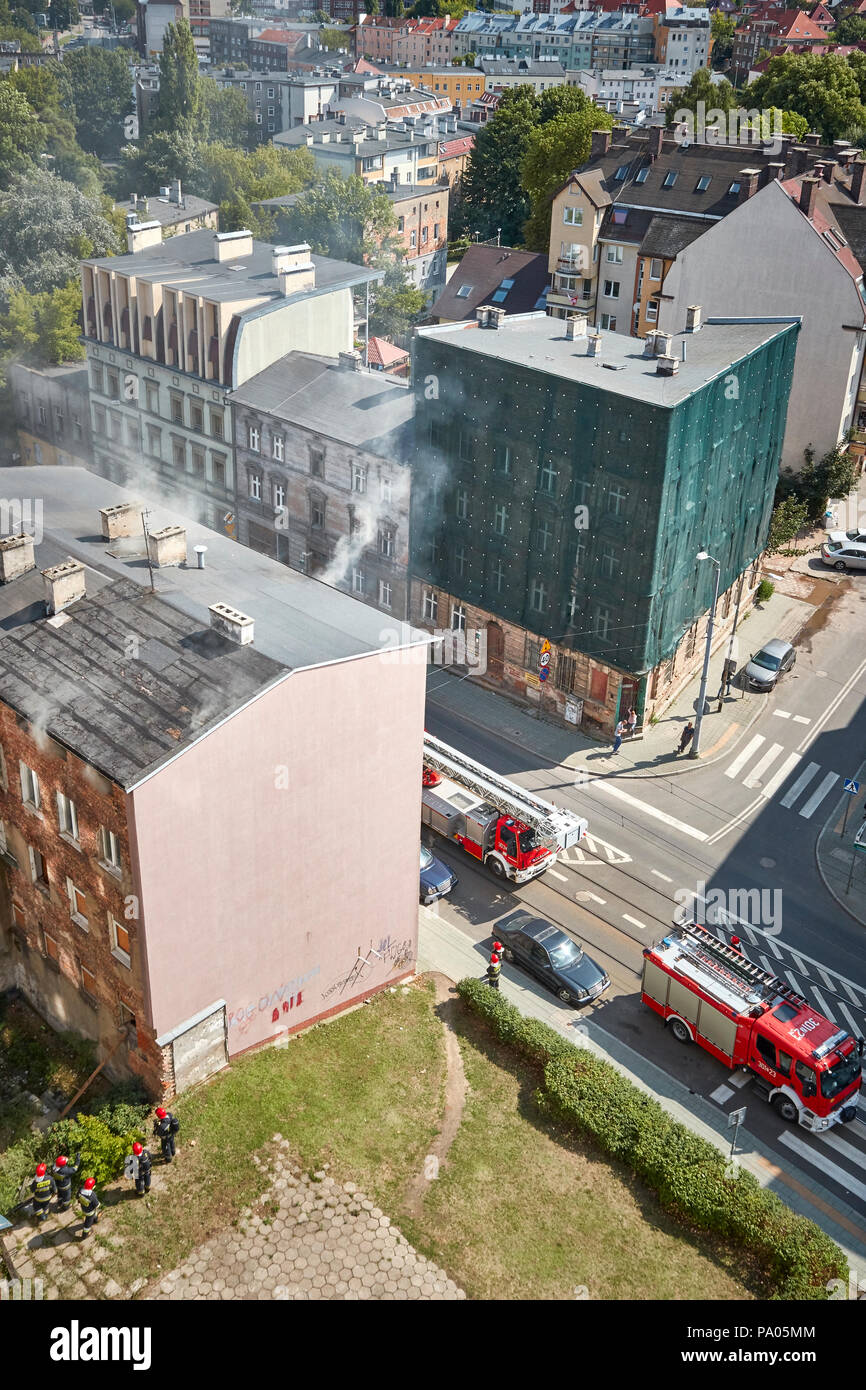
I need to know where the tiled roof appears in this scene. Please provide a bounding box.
[431,244,550,322]
[367,336,409,368]
[438,135,474,159]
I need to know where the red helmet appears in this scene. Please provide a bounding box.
[490,954,500,964]
[492,940,503,951]
[83,1177,96,1191]
[731,936,741,949]
[55,1155,68,1168]
[133,1142,143,1156]
[155,1107,167,1119]
[35,1163,46,1177]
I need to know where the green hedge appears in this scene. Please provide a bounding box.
[0,1101,150,1216]
[457,978,846,1300]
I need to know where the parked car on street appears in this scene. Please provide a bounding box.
[420,844,457,905]
[743,638,796,691]
[495,911,610,1005]
[821,537,866,572]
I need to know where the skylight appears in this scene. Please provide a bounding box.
[662,171,678,188]
[614,164,629,181]
[728,181,740,195]
[456,284,473,298]
[499,278,515,289]
[695,175,711,191]
[635,166,649,183]
[491,289,508,303]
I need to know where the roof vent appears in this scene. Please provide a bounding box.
[209,602,254,646]
[0,532,36,584]
[42,558,85,616]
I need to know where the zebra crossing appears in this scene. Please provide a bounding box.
[724,735,841,819]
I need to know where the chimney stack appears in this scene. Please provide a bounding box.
[213,229,253,263]
[799,176,820,218]
[146,524,187,568]
[99,501,142,541]
[788,146,809,177]
[851,158,866,205]
[565,314,588,341]
[170,178,183,206]
[737,169,760,204]
[209,602,254,646]
[685,304,702,333]
[803,132,822,147]
[767,161,785,183]
[338,349,362,371]
[648,124,664,162]
[590,128,611,160]
[0,533,35,584]
[485,306,506,330]
[587,332,601,358]
[42,558,85,616]
[127,220,162,255]
[656,351,679,376]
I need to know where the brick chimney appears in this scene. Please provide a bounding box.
[799,176,820,218]
[0,533,35,583]
[146,524,187,568]
[99,501,142,541]
[209,602,254,646]
[803,133,822,147]
[737,169,760,204]
[648,124,664,162]
[565,314,588,341]
[851,158,866,206]
[590,129,611,160]
[788,146,809,177]
[42,558,85,616]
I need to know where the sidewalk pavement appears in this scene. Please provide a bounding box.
[816,755,866,929]
[427,587,814,781]
[417,906,866,1275]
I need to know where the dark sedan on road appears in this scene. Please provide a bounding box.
[420,844,457,905]
[495,911,610,1006]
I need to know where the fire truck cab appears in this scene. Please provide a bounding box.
[642,925,862,1132]
[421,774,553,883]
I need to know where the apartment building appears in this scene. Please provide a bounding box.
[355,16,461,67]
[211,68,341,138]
[275,114,443,186]
[384,65,486,108]
[80,226,378,531]
[478,56,567,91]
[232,349,413,616]
[0,465,429,1095]
[114,181,219,238]
[730,9,826,82]
[387,183,449,293]
[450,10,658,70]
[653,5,712,74]
[568,64,678,113]
[331,76,450,125]
[208,16,321,68]
[410,309,798,735]
[7,364,92,470]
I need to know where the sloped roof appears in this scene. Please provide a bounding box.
[638,213,708,260]
[367,336,409,368]
[779,175,864,281]
[438,135,474,159]
[431,244,550,322]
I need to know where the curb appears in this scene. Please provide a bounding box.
[815,763,866,931]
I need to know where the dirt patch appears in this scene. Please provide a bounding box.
[403,975,468,1220]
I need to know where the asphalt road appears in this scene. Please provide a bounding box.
[423,578,866,1236]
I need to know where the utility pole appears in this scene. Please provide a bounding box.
[691,551,721,759]
[141,509,155,592]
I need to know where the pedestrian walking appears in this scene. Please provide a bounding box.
[487,953,502,990]
[677,722,695,755]
[626,707,638,737]
[128,1141,152,1196]
[30,1164,55,1223]
[153,1107,179,1163]
[52,1152,80,1213]
[611,720,626,755]
[77,1177,100,1239]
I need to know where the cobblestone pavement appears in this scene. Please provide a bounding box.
[147,1136,464,1301]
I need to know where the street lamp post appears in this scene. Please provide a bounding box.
[691,551,721,759]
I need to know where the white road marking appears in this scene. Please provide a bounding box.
[549,870,568,882]
[623,914,647,931]
[817,967,835,991]
[813,1128,866,1169]
[651,869,673,882]
[581,832,632,865]
[725,735,765,780]
[763,936,783,960]
[784,970,804,996]
[760,751,802,800]
[743,743,785,789]
[792,715,811,725]
[852,1118,866,1143]
[728,1070,751,1089]
[841,978,866,1006]
[799,771,839,819]
[758,956,776,976]
[778,1132,866,1204]
[592,780,708,841]
[772,710,791,720]
[789,951,807,975]
[780,761,820,809]
[583,893,606,906]
[833,999,863,1037]
[808,986,836,1025]
[710,1084,735,1104]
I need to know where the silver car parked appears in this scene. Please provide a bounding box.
[744,638,796,692]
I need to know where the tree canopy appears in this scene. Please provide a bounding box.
[745,53,866,141]
[521,100,612,250]
[156,18,206,138]
[60,46,133,158]
[201,78,251,148]
[0,81,42,189]
[282,169,396,265]
[0,169,119,302]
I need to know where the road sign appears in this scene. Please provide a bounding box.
[728,1106,747,1128]
[540,639,551,655]
[539,667,548,682]
[855,822,866,853]
[844,779,860,795]
[539,651,551,668]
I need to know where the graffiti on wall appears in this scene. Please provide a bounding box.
[228,966,321,1035]
[321,935,414,1003]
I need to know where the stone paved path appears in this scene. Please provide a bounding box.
[147,1136,464,1301]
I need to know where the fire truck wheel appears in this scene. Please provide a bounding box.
[487,858,506,880]
[502,947,514,963]
[772,1094,799,1124]
[668,1017,692,1044]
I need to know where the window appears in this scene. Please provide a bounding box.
[755,1035,776,1068]
[601,545,619,579]
[212,454,226,489]
[29,845,48,887]
[93,404,106,435]
[491,558,505,594]
[267,87,275,98]
[351,462,367,494]
[99,826,122,873]
[378,527,395,558]
[145,381,158,412]
[110,916,131,968]
[311,498,325,529]
[172,438,185,470]
[211,409,224,440]
[537,520,553,553]
[410,231,416,249]
[421,226,428,244]
[455,284,473,299]
[191,402,203,431]
[606,246,623,264]
[56,792,79,843]
[310,449,324,477]
[498,445,512,475]
[455,545,467,578]
[423,589,438,622]
[539,460,557,495]
[191,446,205,478]
[248,425,260,451]
[601,313,617,331]
[379,475,392,505]
[603,280,620,298]
[494,503,508,536]
[43,930,59,964]
[459,430,473,463]
[530,579,547,613]
[268,106,275,116]
[728,181,740,196]
[635,166,649,184]
[80,962,97,997]
[649,258,662,280]
[73,414,82,441]
[695,175,711,192]
[456,488,468,520]
[352,568,365,594]
[90,363,104,393]
[249,473,262,501]
[397,216,405,233]
[662,171,678,188]
[256,113,262,124]
[272,435,284,462]
[594,606,613,642]
[67,877,88,928]
[378,580,393,610]
[273,480,286,510]
[614,164,629,181]
[147,425,161,460]
[563,206,583,225]
[452,603,466,632]
[646,300,659,323]
[19,762,40,810]
[170,393,183,424]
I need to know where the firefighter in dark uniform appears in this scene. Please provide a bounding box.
[487,952,502,990]
[78,1177,100,1238]
[153,1106,179,1163]
[52,1153,80,1213]
[30,1163,55,1223]
[131,1141,152,1196]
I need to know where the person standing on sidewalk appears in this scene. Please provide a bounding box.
[487,953,502,990]
[677,722,695,755]
[611,720,626,756]
[626,707,638,737]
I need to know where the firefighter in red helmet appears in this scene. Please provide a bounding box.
[130,1140,152,1196]
[52,1151,80,1213]
[30,1163,55,1223]
[487,953,502,991]
[77,1177,100,1239]
[153,1106,179,1163]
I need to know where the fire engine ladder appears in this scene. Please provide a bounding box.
[422,732,587,851]
[676,923,809,1009]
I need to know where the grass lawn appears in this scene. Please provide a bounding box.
[92,981,753,1299]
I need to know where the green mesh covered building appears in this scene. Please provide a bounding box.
[409,310,799,735]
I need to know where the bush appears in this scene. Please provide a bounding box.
[42,1114,135,1187]
[756,579,775,603]
[456,978,847,1300]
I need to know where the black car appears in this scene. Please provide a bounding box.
[420,844,457,905]
[495,911,610,1006]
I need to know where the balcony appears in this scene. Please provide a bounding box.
[557,258,585,273]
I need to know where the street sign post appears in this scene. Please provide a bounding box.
[728,1105,747,1161]
[842,779,861,836]
[539,639,551,685]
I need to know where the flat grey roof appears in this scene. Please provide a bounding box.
[416,313,799,406]
[0,468,431,778]
[232,352,414,454]
[84,228,380,302]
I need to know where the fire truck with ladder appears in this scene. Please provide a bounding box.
[421,732,587,884]
[642,923,863,1132]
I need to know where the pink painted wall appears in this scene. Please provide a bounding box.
[127,645,427,1055]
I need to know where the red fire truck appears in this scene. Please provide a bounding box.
[642,924,863,1132]
[421,732,587,884]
